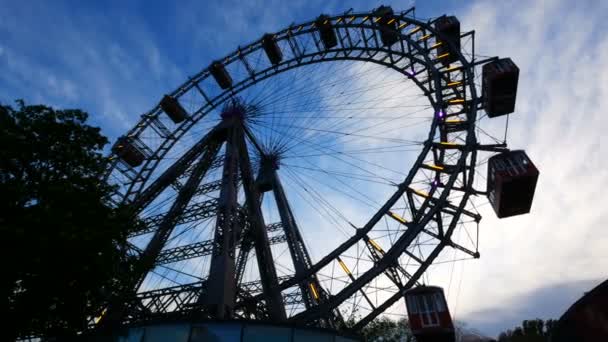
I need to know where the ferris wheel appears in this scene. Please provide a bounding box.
[102,6,538,334]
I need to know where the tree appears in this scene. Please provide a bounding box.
[343,313,414,341]
[0,101,139,340]
[360,316,413,342]
[497,319,558,342]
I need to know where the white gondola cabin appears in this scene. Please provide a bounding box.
[487,150,539,218]
[405,286,455,342]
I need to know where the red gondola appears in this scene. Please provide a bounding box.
[482,58,519,117]
[487,150,539,218]
[405,286,455,342]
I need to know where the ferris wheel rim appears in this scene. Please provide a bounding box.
[105,8,484,329]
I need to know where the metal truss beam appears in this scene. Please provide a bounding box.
[131,198,220,237]
[155,225,286,266]
[420,227,479,258]
[130,179,249,239]
[362,231,422,293]
[234,197,281,287]
[237,275,293,295]
[156,234,287,265]
[124,275,296,322]
[364,238,404,289]
[101,135,224,327]
[129,125,225,211]
[172,158,225,191]
[122,282,205,324]
[193,178,222,196]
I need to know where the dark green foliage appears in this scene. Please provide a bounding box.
[497,319,558,342]
[343,314,413,342]
[360,316,413,342]
[0,101,139,340]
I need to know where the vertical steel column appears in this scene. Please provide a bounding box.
[269,164,344,326]
[267,162,314,308]
[235,124,287,321]
[205,125,240,319]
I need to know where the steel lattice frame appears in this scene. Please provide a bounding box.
[102,7,509,332]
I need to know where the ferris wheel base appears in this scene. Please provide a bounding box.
[83,320,362,342]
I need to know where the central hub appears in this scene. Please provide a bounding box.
[221,98,253,121]
[256,152,281,193]
[261,153,281,171]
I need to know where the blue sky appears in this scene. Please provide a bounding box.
[2,0,608,338]
[1,0,449,138]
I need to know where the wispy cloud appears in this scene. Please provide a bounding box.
[0,1,185,138]
[464,278,604,335]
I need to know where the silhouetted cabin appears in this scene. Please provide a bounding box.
[405,286,455,342]
[262,33,283,65]
[374,6,399,47]
[210,62,233,89]
[434,16,461,66]
[112,136,146,167]
[160,95,188,123]
[482,58,519,117]
[315,15,338,49]
[487,150,539,218]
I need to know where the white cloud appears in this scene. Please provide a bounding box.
[448,0,608,336]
